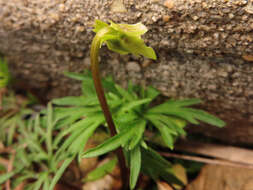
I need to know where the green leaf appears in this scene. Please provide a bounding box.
[55,126,88,159]
[130,146,141,190]
[115,112,138,124]
[49,157,74,190]
[46,103,53,157]
[68,122,101,154]
[145,86,160,100]
[83,158,117,182]
[52,96,88,106]
[128,120,146,150]
[93,20,109,33]
[54,113,104,150]
[64,71,90,81]
[65,70,97,97]
[82,80,96,97]
[141,148,183,186]
[147,114,186,136]
[33,172,48,190]
[148,102,226,127]
[148,99,202,113]
[0,171,16,184]
[120,98,151,112]
[115,84,135,101]
[147,116,174,149]
[185,108,225,127]
[166,99,202,107]
[147,103,200,124]
[0,58,10,88]
[83,123,136,158]
[42,178,50,190]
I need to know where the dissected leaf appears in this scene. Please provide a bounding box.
[147,99,225,127]
[128,120,146,150]
[185,108,225,127]
[130,146,141,190]
[68,121,101,161]
[83,158,117,182]
[83,123,136,158]
[120,98,151,112]
[115,84,135,101]
[141,148,183,186]
[0,58,10,88]
[146,115,175,149]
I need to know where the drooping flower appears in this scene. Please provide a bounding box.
[93,20,157,60]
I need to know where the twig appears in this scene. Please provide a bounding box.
[160,152,253,169]
[0,157,9,168]
[175,140,253,165]
[0,146,13,154]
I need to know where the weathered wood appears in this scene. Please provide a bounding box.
[0,0,253,144]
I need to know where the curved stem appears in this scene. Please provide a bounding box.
[90,28,129,190]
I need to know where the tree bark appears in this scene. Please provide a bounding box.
[0,0,253,144]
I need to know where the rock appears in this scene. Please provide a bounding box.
[126,61,141,72]
[0,0,253,144]
[110,0,127,13]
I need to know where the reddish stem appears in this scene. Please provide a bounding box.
[90,28,129,190]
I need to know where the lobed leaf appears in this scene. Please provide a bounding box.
[185,108,225,127]
[147,115,175,149]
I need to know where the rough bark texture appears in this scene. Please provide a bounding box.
[0,0,253,144]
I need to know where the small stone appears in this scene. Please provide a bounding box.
[242,15,248,20]
[110,0,127,13]
[218,70,228,77]
[250,23,253,29]
[151,15,159,22]
[164,0,174,9]
[228,13,234,19]
[58,4,65,12]
[242,55,253,62]
[192,15,199,21]
[163,15,171,22]
[75,25,85,33]
[207,84,217,90]
[126,61,141,72]
[84,57,90,67]
[142,59,153,68]
[245,1,253,14]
